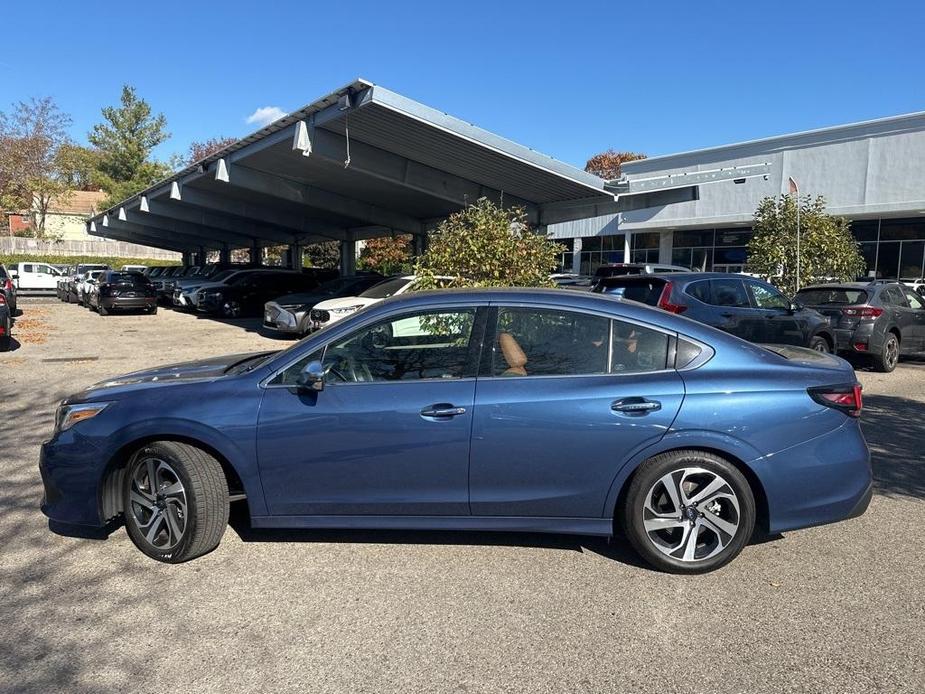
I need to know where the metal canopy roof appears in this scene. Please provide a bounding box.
[87,79,614,254]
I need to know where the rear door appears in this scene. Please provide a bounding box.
[900,287,925,351]
[882,286,920,353]
[469,304,684,518]
[702,278,760,341]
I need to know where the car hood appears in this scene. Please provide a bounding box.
[271,291,333,307]
[77,351,277,397]
[313,295,382,311]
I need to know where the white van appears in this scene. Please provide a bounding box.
[10,262,65,292]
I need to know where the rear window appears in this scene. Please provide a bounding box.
[795,288,869,305]
[108,272,149,284]
[361,277,413,299]
[594,265,640,279]
[594,277,666,305]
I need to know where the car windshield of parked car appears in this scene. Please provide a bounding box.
[795,288,869,305]
[359,277,412,299]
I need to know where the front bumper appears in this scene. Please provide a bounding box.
[40,433,107,529]
[263,303,302,334]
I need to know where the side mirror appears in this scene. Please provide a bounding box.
[789,302,801,313]
[297,360,325,391]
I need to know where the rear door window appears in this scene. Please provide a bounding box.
[709,279,750,307]
[903,289,924,310]
[881,287,908,307]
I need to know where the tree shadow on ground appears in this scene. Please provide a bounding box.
[861,394,925,500]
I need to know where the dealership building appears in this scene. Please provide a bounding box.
[551,111,925,280]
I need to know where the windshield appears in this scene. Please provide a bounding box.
[796,288,869,305]
[360,277,411,299]
[203,269,236,283]
[594,266,642,278]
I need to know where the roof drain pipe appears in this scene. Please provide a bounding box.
[339,91,352,169]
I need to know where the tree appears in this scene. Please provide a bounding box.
[305,241,340,269]
[747,194,865,295]
[55,144,103,190]
[415,198,564,289]
[584,149,647,180]
[187,137,237,164]
[358,235,412,275]
[0,97,74,235]
[88,85,171,207]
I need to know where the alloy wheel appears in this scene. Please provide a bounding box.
[129,458,188,549]
[641,467,741,562]
[885,337,899,369]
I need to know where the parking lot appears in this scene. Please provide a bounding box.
[1,297,923,694]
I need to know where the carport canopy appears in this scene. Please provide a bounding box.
[87,78,615,272]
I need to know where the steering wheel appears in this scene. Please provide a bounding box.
[325,354,373,383]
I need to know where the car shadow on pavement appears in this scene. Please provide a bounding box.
[227,503,653,568]
[861,394,925,500]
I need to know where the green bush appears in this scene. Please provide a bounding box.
[0,253,182,269]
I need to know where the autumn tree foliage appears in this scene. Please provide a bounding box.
[358,235,413,275]
[187,137,237,164]
[584,149,647,180]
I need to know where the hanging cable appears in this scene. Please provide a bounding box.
[344,111,351,168]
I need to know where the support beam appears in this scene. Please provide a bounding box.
[89,225,192,254]
[136,195,300,245]
[250,240,260,265]
[212,160,423,234]
[289,242,303,270]
[182,251,193,265]
[220,244,231,265]
[121,207,257,248]
[150,185,348,241]
[103,217,224,251]
[340,230,356,276]
[289,127,539,222]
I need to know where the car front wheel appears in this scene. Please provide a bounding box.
[123,441,229,563]
[622,450,756,574]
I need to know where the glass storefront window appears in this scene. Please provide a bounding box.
[899,240,925,279]
[880,219,925,242]
[876,242,900,279]
[859,243,878,278]
[632,232,660,250]
[850,221,879,242]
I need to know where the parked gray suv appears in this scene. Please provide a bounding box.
[795,280,925,372]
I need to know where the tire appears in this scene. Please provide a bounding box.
[809,335,830,353]
[622,450,756,574]
[222,300,242,318]
[148,305,158,315]
[0,335,10,352]
[123,441,229,563]
[874,332,900,373]
[98,304,108,316]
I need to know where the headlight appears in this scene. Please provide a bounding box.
[331,304,364,315]
[55,402,111,432]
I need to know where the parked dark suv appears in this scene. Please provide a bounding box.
[795,281,925,372]
[594,272,834,351]
[87,271,158,315]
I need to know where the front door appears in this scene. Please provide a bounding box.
[469,305,685,518]
[257,306,484,516]
[746,280,805,345]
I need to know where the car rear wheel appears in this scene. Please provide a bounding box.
[222,300,242,318]
[875,333,899,373]
[809,335,830,353]
[622,450,755,574]
[123,441,229,563]
[97,304,108,315]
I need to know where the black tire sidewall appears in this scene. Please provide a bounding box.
[623,451,756,574]
[809,335,829,353]
[876,335,898,372]
[123,445,202,563]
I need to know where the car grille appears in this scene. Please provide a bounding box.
[310,309,330,322]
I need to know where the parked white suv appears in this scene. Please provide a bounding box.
[306,275,450,333]
[10,262,65,292]
[76,270,107,305]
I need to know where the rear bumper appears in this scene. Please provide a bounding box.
[100,296,157,310]
[752,419,872,534]
[833,323,883,354]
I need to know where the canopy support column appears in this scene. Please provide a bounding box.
[220,244,231,266]
[340,230,356,276]
[289,242,303,270]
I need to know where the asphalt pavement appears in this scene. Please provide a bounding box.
[1,297,922,693]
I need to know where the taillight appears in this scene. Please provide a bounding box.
[0,293,6,306]
[656,281,687,314]
[3,278,11,291]
[808,383,863,417]
[842,306,883,319]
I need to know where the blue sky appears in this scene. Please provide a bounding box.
[2,0,923,170]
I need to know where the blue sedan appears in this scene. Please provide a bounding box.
[40,288,872,572]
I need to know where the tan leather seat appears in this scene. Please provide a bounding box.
[499,332,528,376]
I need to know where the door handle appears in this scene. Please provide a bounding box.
[611,398,661,414]
[720,312,735,318]
[420,404,467,418]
